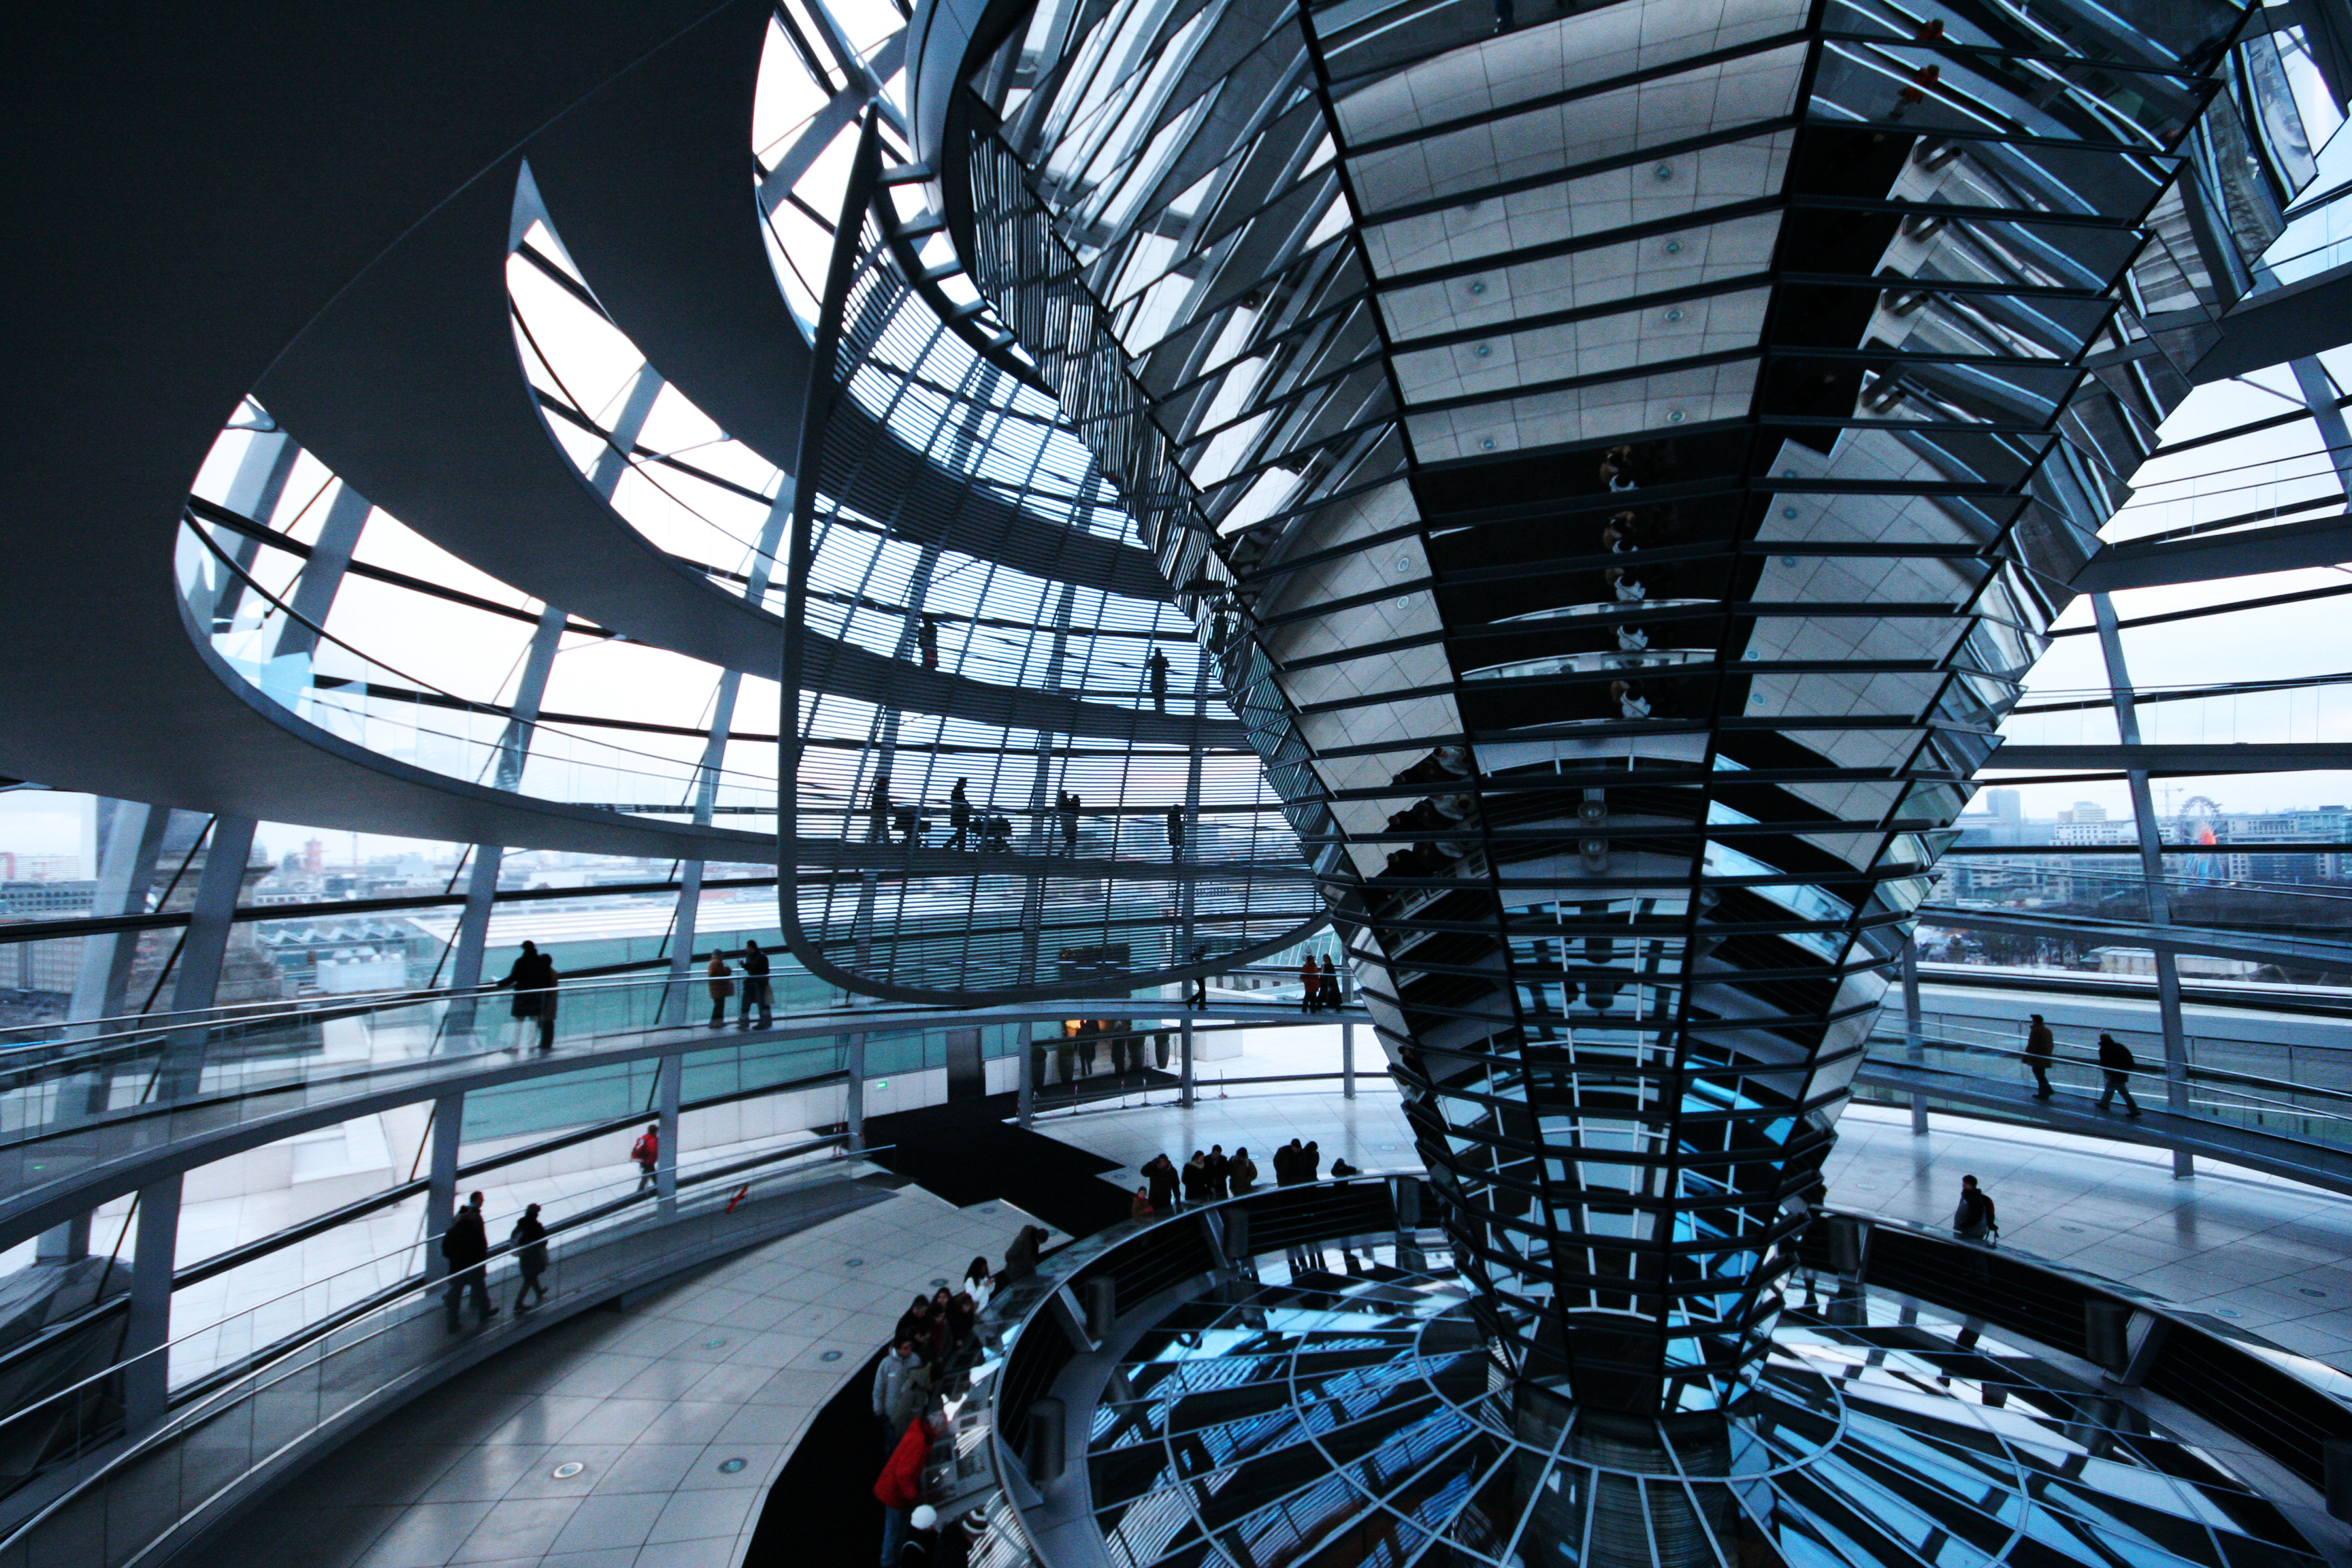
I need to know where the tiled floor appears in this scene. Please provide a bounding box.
[204,1183,1054,1568]
[1033,1083,2352,1374]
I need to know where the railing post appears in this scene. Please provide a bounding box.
[1901,935,1927,1136]
[846,1034,866,1151]
[123,1173,183,1435]
[1179,1017,1195,1107]
[1342,1020,1356,1100]
[656,1049,682,1218]
[425,1091,463,1284]
[1018,1030,1034,1128]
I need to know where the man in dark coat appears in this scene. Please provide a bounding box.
[739,940,774,1029]
[497,940,559,1051]
[442,1190,495,1330]
[2096,1032,2142,1115]
[511,1203,550,1310]
[1146,1154,1179,1214]
[2024,1014,2055,1099]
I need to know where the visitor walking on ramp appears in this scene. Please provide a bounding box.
[511,1203,549,1309]
[2024,1014,2055,1099]
[2096,1032,2142,1115]
[441,1191,496,1331]
[631,1121,661,1192]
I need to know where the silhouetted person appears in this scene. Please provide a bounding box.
[1953,1175,1996,1243]
[948,779,971,850]
[917,615,939,668]
[1060,790,1079,853]
[1302,1140,1321,1181]
[1166,805,1183,853]
[1146,1154,1179,1215]
[442,1191,494,1331]
[2096,1032,2141,1115]
[497,939,559,1051]
[1205,1144,1229,1199]
[511,1203,549,1310]
[2025,1013,2055,1098]
[739,940,773,1028]
[1301,953,1320,1013]
[1228,1146,1257,1194]
[632,1120,660,1192]
[870,774,893,843]
[1004,1223,1046,1280]
[1146,647,1169,712]
[1319,961,1343,1012]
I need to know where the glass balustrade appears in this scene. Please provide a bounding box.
[1865,1013,2352,1148]
[0,1140,866,1564]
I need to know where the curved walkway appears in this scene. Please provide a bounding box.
[182,1181,1040,1568]
[1024,1077,2352,1375]
[160,1081,2352,1568]
[0,997,1366,1253]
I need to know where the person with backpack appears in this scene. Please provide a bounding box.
[2096,1032,2142,1115]
[1952,1175,1997,1243]
[631,1121,660,1192]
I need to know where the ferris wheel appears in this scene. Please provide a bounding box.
[2176,795,2225,884]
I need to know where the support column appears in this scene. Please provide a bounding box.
[442,846,502,1045]
[70,798,167,1030]
[2093,593,2193,1178]
[665,671,742,1023]
[159,815,257,1101]
[206,429,299,632]
[845,1034,866,1151]
[1179,1017,1195,1108]
[425,1092,464,1282]
[122,1173,183,1435]
[655,1051,682,1218]
[1902,933,1928,1136]
[443,602,566,1045]
[261,478,370,706]
[1342,1020,1356,1100]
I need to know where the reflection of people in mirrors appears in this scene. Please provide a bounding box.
[1599,444,1637,491]
[1611,680,1651,721]
[947,778,971,849]
[1146,646,1169,713]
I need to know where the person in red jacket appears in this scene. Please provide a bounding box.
[631,1122,659,1192]
[875,1414,932,1567]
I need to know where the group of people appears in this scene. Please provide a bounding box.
[438,1190,551,1330]
[1297,955,1343,1012]
[1131,1137,1337,1217]
[2022,1014,2144,1115]
[871,1260,994,1453]
[702,939,776,1030]
[872,1246,1039,1568]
